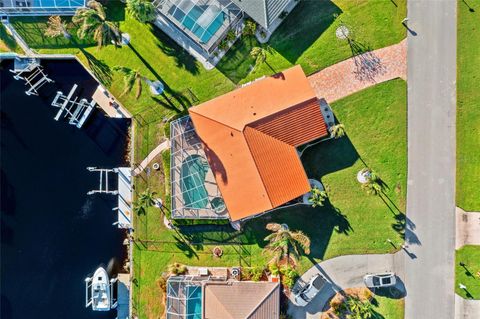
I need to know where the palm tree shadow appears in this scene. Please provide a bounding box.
[79,47,113,86]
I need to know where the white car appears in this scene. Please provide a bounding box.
[293,274,327,306]
[363,272,396,288]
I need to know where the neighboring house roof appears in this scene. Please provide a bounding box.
[189,65,328,221]
[203,281,280,319]
[232,0,291,29]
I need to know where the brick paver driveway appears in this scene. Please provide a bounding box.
[308,40,406,102]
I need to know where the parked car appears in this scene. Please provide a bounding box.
[363,272,396,288]
[293,273,328,306]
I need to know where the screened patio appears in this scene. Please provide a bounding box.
[170,116,228,219]
[0,0,86,16]
[152,0,242,54]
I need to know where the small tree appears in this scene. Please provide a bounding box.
[250,46,267,67]
[73,0,121,49]
[346,297,375,319]
[264,223,310,265]
[167,263,187,275]
[133,188,157,215]
[330,124,346,139]
[45,15,70,39]
[243,19,257,37]
[113,66,145,99]
[361,170,383,196]
[308,186,328,207]
[126,0,156,23]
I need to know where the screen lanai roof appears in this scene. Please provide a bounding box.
[189,65,328,221]
[0,0,85,8]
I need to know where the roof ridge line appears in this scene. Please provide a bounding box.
[190,111,242,133]
[245,283,279,319]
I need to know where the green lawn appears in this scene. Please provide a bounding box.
[132,79,407,318]
[457,0,480,211]
[10,0,405,160]
[456,245,480,299]
[375,296,405,319]
[0,23,23,53]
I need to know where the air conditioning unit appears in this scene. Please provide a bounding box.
[231,267,240,278]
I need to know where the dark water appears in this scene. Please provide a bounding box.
[1,60,130,319]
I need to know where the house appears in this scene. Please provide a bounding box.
[166,274,280,319]
[169,65,329,222]
[152,0,298,68]
[0,0,86,16]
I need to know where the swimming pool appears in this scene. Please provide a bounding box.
[180,155,209,209]
[186,286,202,319]
[32,0,85,8]
[172,4,225,44]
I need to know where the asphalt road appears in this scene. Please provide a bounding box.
[405,1,457,318]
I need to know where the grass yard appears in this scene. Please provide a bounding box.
[375,296,405,319]
[0,24,23,53]
[457,0,480,211]
[455,245,480,299]
[132,79,407,318]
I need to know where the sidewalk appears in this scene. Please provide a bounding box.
[308,39,407,103]
[132,139,170,176]
[456,207,480,249]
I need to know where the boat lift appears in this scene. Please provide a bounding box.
[9,58,54,96]
[86,167,133,229]
[51,85,96,129]
[85,275,118,310]
[86,167,119,195]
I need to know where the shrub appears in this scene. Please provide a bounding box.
[167,262,187,275]
[241,266,264,281]
[243,19,257,37]
[280,265,298,288]
[279,11,289,19]
[218,39,229,51]
[268,263,280,276]
[226,29,236,42]
[157,276,167,293]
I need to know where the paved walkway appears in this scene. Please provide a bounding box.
[405,1,457,318]
[287,252,405,319]
[455,294,480,319]
[456,207,480,249]
[132,140,170,176]
[308,39,406,103]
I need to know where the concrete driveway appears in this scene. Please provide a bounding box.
[287,253,405,319]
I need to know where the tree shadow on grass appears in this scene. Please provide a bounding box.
[215,35,258,84]
[269,0,342,64]
[79,47,113,86]
[243,202,352,260]
[151,24,200,75]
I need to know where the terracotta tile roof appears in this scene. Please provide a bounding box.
[203,281,280,319]
[189,65,328,221]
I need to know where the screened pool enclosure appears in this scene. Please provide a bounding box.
[152,0,243,54]
[166,276,203,319]
[0,0,86,16]
[170,116,228,219]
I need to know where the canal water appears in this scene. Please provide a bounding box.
[1,60,130,319]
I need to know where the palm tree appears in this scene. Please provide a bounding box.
[308,186,328,207]
[264,223,310,265]
[73,0,120,49]
[250,46,267,68]
[126,0,156,23]
[45,15,70,39]
[361,170,383,196]
[113,66,145,99]
[330,124,346,139]
[133,188,157,215]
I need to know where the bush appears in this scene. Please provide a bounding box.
[241,266,265,281]
[157,276,167,293]
[226,29,236,42]
[243,19,257,37]
[218,39,229,51]
[167,262,187,275]
[280,265,298,288]
[268,263,280,276]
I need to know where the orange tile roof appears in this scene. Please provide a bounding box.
[189,65,328,221]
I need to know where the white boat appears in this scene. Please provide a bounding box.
[85,267,117,311]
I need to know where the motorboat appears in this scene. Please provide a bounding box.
[85,267,117,311]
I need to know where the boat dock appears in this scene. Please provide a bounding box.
[92,85,131,118]
[116,167,132,229]
[117,273,130,319]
